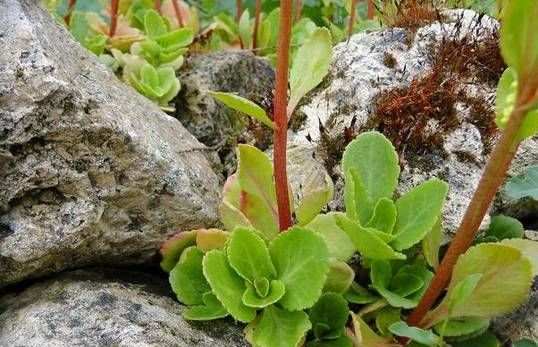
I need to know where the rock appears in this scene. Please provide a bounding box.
[289,9,517,235]
[0,0,221,287]
[0,269,248,347]
[175,51,275,174]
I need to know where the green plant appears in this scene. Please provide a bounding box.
[504,165,538,200]
[156,0,538,346]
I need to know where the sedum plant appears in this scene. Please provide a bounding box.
[160,1,538,347]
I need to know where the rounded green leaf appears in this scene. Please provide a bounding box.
[389,321,441,346]
[344,282,379,304]
[504,165,538,200]
[196,229,229,252]
[269,227,330,311]
[343,132,400,224]
[309,293,349,340]
[144,9,167,38]
[487,214,524,241]
[169,246,210,305]
[202,250,256,323]
[433,317,490,338]
[227,227,276,283]
[501,238,538,277]
[376,307,401,337]
[391,179,449,251]
[366,198,397,235]
[306,213,356,262]
[322,259,355,294]
[160,230,197,272]
[252,306,312,347]
[183,292,229,321]
[242,280,286,308]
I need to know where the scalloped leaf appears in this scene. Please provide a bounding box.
[309,293,349,341]
[144,9,167,38]
[227,227,276,283]
[169,246,209,305]
[183,292,229,321]
[196,229,229,252]
[306,213,356,262]
[344,282,379,304]
[376,307,401,337]
[433,317,490,338]
[202,250,256,323]
[501,238,538,276]
[322,259,355,294]
[422,218,442,270]
[269,227,330,311]
[391,179,448,251]
[351,313,400,347]
[160,230,197,272]
[208,92,275,129]
[335,214,405,261]
[243,280,286,308]
[504,165,538,200]
[343,132,400,224]
[367,198,397,234]
[426,243,533,325]
[252,306,312,347]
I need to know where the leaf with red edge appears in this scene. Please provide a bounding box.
[160,230,197,272]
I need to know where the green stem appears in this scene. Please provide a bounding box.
[273,0,294,231]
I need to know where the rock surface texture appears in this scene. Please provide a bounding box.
[0,269,249,347]
[175,51,275,174]
[290,9,537,235]
[0,0,221,287]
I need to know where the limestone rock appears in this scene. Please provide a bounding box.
[0,0,220,287]
[0,269,249,347]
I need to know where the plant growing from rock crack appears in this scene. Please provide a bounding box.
[160,1,538,346]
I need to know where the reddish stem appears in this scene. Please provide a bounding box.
[109,0,119,37]
[155,0,162,14]
[236,0,243,23]
[172,0,185,27]
[294,0,303,22]
[64,0,76,24]
[252,0,262,52]
[407,87,534,327]
[347,0,359,42]
[273,0,294,231]
[367,0,375,20]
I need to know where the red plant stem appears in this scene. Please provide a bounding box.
[236,0,243,23]
[294,0,303,22]
[252,0,262,53]
[273,0,294,231]
[109,0,119,37]
[172,0,185,27]
[155,0,162,14]
[347,0,359,42]
[407,90,533,327]
[64,0,76,24]
[367,0,375,20]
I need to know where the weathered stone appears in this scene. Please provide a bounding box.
[0,269,249,347]
[0,0,220,287]
[288,10,531,235]
[175,51,275,174]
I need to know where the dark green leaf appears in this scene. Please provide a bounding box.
[309,293,349,340]
[486,214,524,240]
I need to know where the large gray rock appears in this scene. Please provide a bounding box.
[0,269,248,347]
[175,51,275,174]
[0,0,220,287]
[289,9,537,235]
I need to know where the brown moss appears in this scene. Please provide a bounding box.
[383,0,440,33]
[383,52,397,68]
[373,14,501,159]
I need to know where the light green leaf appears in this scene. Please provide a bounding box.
[500,0,538,78]
[183,292,229,321]
[306,213,356,262]
[335,214,406,260]
[391,179,449,251]
[243,280,286,308]
[449,273,483,311]
[269,227,330,311]
[202,250,256,323]
[351,313,400,347]
[309,293,349,340]
[160,230,197,272]
[501,238,538,276]
[426,243,533,325]
[343,132,400,225]
[366,198,397,234]
[289,27,333,114]
[296,185,333,226]
[389,322,441,346]
[220,174,254,232]
[322,259,355,294]
[144,9,168,38]
[195,229,229,252]
[169,246,209,305]
[227,227,276,283]
[252,306,311,347]
[69,11,89,44]
[376,307,401,337]
[208,92,275,129]
[422,218,442,270]
[238,9,252,49]
[504,165,538,200]
[433,317,490,338]
[155,28,193,48]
